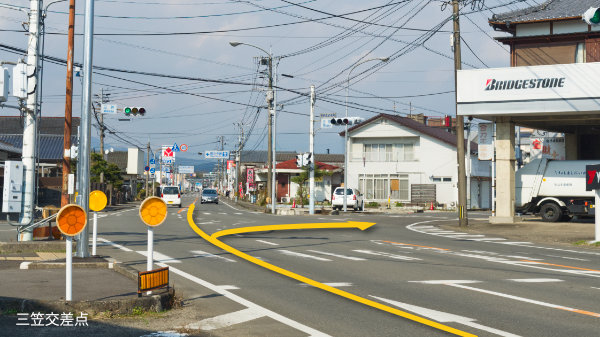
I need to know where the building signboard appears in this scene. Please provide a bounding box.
[530,131,565,161]
[477,123,493,161]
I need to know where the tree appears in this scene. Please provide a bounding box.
[90,153,123,188]
[291,165,331,207]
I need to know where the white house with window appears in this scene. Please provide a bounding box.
[341,113,491,208]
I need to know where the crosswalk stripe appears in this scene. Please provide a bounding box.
[353,249,421,261]
[191,250,236,262]
[306,250,366,261]
[184,308,265,331]
[136,251,181,263]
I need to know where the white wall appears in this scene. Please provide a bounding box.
[347,119,491,207]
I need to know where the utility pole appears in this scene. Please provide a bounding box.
[309,85,316,215]
[146,141,150,198]
[235,124,244,202]
[96,88,108,183]
[266,57,274,212]
[452,0,468,227]
[76,0,95,257]
[61,0,75,208]
[19,0,42,241]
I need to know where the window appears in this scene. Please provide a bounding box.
[363,143,415,162]
[431,177,451,182]
[359,174,409,201]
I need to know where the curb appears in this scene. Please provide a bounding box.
[0,241,76,254]
[0,289,175,316]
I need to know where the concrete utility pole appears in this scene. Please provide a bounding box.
[95,88,108,183]
[235,124,244,202]
[266,56,274,212]
[76,0,95,257]
[61,0,75,207]
[309,85,316,215]
[145,141,150,198]
[452,0,468,227]
[19,0,42,241]
[271,58,277,215]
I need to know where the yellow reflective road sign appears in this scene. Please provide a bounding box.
[56,204,87,236]
[89,190,107,212]
[139,196,167,227]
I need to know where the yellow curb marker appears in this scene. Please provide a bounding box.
[186,204,475,337]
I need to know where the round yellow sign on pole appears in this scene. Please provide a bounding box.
[139,196,167,227]
[89,190,107,212]
[56,204,87,236]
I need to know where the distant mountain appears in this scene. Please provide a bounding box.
[175,157,219,173]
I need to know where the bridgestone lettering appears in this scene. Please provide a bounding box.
[485,78,565,91]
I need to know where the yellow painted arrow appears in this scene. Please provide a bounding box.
[186,204,475,337]
[211,221,375,239]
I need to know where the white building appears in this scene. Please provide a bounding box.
[341,113,491,209]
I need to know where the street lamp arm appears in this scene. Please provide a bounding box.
[229,41,270,57]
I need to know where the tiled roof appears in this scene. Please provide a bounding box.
[276,159,339,171]
[0,140,21,154]
[340,113,477,154]
[106,151,129,171]
[490,0,600,24]
[0,135,77,161]
[0,116,80,135]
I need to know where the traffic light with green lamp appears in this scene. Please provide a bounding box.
[583,7,600,25]
[124,106,146,117]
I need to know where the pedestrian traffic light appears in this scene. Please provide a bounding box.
[295,154,302,167]
[330,117,363,126]
[124,106,146,116]
[583,7,600,25]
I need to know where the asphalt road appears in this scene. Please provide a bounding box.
[94,193,600,337]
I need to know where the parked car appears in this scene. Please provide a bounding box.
[201,189,219,204]
[161,186,181,208]
[331,187,363,211]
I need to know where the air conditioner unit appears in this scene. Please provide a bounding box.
[281,197,289,203]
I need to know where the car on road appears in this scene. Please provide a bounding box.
[331,187,363,211]
[201,189,219,204]
[161,186,181,208]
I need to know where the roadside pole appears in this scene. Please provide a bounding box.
[146,141,150,197]
[61,0,75,208]
[20,0,42,241]
[596,189,599,242]
[309,85,316,214]
[76,0,95,257]
[452,0,468,227]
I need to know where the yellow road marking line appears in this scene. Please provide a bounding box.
[520,260,600,272]
[187,205,475,337]
[212,221,375,239]
[178,198,199,214]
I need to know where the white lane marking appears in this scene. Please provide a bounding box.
[220,200,249,213]
[203,212,211,215]
[353,249,421,261]
[219,212,227,215]
[191,250,236,262]
[98,238,133,252]
[234,213,243,215]
[370,295,522,337]
[217,285,240,290]
[592,287,600,290]
[278,250,332,261]
[440,282,600,318]
[410,280,481,285]
[137,251,182,263]
[256,240,279,246]
[184,307,266,331]
[158,263,329,337]
[507,278,563,283]
[545,255,589,261]
[300,282,352,288]
[306,250,366,261]
[407,220,600,257]
[19,262,31,269]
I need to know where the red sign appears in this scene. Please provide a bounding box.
[247,168,254,184]
[227,160,234,170]
[163,147,174,157]
[586,164,600,191]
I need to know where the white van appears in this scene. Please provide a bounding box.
[161,186,181,208]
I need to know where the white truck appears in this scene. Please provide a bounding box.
[516,159,598,222]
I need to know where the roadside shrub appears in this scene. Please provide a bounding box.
[395,202,404,207]
[366,201,380,208]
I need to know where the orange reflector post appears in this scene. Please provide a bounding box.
[139,197,167,227]
[56,204,87,236]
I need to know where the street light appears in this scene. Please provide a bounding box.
[229,41,277,214]
[343,57,389,212]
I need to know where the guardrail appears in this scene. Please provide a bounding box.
[138,266,169,297]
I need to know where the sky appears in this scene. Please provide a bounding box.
[0,0,536,168]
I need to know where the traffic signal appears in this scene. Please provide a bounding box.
[303,153,312,166]
[330,117,363,126]
[583,7,600,25]
[124,107,146,116]
[295,154,302,167]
